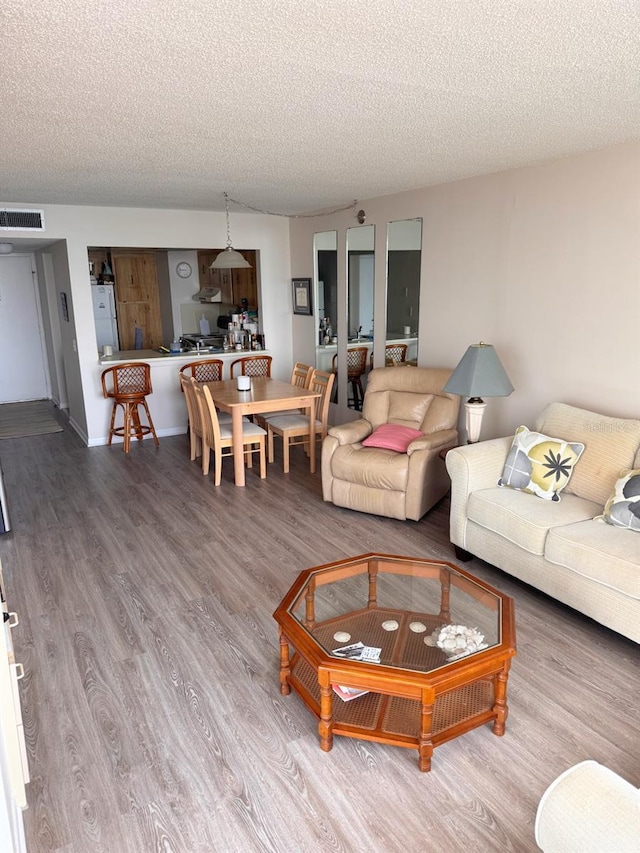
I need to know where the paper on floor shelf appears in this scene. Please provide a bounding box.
[332,684,369,702]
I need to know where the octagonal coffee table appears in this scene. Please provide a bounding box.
[273,553,516,771]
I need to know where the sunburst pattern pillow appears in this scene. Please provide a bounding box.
[594,469,640,531]
[498,425,585,501]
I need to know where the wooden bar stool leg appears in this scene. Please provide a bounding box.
[108,403,118,446]
[123,402,132,453]
[131,405,144,442]
[141,399,159,446]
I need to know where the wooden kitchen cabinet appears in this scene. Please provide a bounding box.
[197,250,257,307]
[112,252,163,350]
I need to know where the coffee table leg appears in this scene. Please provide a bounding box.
[278,630,291,695]
[492,665,510,736]
[318,683,334,752]
[418,699,434,772]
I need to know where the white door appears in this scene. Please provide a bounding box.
[0,256,49,403]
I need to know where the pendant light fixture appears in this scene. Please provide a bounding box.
[210,192,252,270]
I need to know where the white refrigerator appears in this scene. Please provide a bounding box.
[91,284,119,350]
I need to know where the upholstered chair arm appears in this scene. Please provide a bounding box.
[445,436,513,549]
[406,428,458,456]
[327,419,373,446]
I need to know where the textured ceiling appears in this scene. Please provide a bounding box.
[2,0,639,214]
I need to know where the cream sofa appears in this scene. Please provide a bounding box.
[322,366,459,521]
[535,760,640,852]
[446,403,640,643]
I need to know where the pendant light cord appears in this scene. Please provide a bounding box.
[225,194,358,218]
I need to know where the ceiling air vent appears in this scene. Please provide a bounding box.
[0,209,46,231]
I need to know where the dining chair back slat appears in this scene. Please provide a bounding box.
[179,373,203,461]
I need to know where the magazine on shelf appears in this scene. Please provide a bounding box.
[332,683,370,702]
[332,642,382,662]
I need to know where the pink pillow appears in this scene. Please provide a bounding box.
[362,424,423,452]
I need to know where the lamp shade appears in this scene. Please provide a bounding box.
[210,248,252,269]
[443,343,514,398]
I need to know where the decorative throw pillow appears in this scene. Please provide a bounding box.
[498,425,585,502]
[594,469,640,531]
[362,424,423,452]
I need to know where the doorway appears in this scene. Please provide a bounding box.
[0,255,50,402]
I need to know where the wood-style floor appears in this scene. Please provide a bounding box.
[1,407,638,853]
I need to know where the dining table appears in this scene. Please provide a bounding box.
[204,377,321,486]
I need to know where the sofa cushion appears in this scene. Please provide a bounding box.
[329,443,409,491]
[594,469,640,532]
[498,425,585,501]
[468,488,601,555]
[535,403,640,506]
[545,520,640,599]
[362,424,423,452]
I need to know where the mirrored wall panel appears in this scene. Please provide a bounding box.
[314,230,337,344]
[345,224,375,409]
[385,218,422,366]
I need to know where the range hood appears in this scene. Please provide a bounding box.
[193,287,222,303]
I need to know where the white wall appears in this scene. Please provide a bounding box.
[290,141,640,436]
[0,205,292,444]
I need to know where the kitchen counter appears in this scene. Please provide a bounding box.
[93,348,271,446]
[98,347,267,366]
[315,337,417,373]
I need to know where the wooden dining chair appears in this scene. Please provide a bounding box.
[192,380,267,484]
[254,362,313,430]
[230,355,273,378]
[179,373,204,461]
[265,368,335,473]
[101,362,159,453]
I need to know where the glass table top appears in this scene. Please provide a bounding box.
[285,554,506,675]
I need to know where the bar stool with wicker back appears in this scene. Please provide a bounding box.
[101,362,159,453]
[179,359,224,383]
[230,355,273,378]
[332,346,368,411]
[370,343,408,369]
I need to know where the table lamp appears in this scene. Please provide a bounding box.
[443,342,514,443]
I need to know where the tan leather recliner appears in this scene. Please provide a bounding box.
[322,366,460,521]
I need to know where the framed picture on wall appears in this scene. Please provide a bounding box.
[292,278,312,315]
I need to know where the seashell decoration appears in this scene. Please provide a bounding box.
[409,621,427,633]
[333,631,351,643]
[424,624,488,658]
[381,620,399,631]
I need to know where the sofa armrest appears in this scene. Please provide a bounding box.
[407,428,458,456]
[445,436,512,549]
[535,760,640,852]
[327,419,373,445]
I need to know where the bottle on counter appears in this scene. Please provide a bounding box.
[170,338,181,353]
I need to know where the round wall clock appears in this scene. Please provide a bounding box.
[176,262,192,278]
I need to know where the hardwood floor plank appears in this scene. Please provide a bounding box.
[0,427,638,852]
